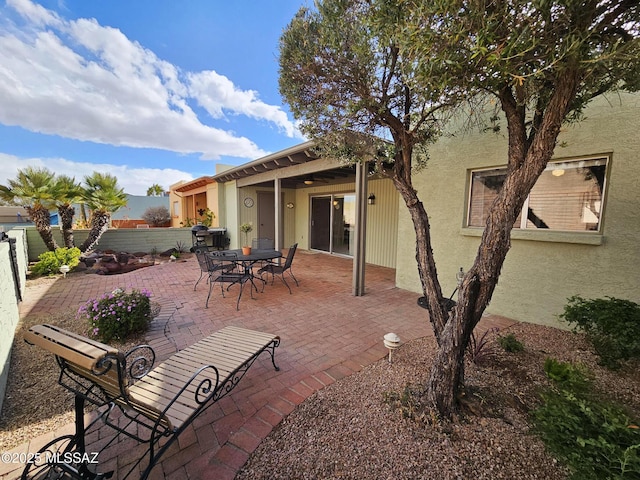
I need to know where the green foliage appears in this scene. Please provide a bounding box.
[32,247,81,276]
[80,172,128,253]
[174,241,187,253]
[533,390,640,479]
[82,172,127,210]
[543,358,591,394]
[0,166,57,209]
[180,217,194,227]
[497,333,524,353]
[78,288,152,343]
[535,358,640,478]
[399,0,640,121]
[198,208,215,227]
[240,222,253,246]
[146,184,164,196]
[278,0,447,166]
[560,296,640,369]
[141,206,171,226]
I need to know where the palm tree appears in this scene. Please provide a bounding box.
[80,172,128,252]
[0,167,58,251]
[50,175,83,249]
[146,184,165,196]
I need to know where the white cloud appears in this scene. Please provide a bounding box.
[188,70,300,138]
[0,153,193,196]
[6,0,63,28]
[0,0,301,160]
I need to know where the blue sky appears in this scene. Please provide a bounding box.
[0,0,308,195]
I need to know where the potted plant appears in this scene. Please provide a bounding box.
[240,222,253,255]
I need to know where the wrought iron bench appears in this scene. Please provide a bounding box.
[22,324,280,480]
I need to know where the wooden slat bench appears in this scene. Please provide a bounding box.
[22,324,280,480]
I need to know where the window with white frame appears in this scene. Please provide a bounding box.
[467,156,608,232]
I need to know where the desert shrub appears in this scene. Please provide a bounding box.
[560,296,640,369]
[497,332,524,353]
[535,358,640,479]
[141,206,171,227]
[78,287,152,342]
[533,390,640,479]
[31,247,81,276]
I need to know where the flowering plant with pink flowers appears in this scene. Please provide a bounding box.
[78,287,152,342]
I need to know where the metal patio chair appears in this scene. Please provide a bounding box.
[258,243,299,294]
[194,250,250,309]
[207,251,253,309]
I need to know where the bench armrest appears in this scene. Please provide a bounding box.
[124,345,156,382]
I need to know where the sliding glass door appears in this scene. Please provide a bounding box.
[310,194,355,256]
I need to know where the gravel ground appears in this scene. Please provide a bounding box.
[237,323,640,480]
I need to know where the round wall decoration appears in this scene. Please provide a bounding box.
[243,197,254,208]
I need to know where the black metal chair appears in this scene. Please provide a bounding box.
[194,246,235,290]
[258,243,299,294]
[195,250,251,309]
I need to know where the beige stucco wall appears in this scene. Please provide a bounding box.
[234,184,297,248]
[396,92,640,327]
[223,180,240,248]
[0,229,28,414]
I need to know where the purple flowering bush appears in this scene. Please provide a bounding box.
[78,287,152,342]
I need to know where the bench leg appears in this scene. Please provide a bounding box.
[267,338,281,371]
[21,395,113,480]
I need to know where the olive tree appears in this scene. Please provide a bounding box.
[279,0,640,418]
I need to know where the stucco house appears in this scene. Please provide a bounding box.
[169,177,219,228]
[170,92,639,327]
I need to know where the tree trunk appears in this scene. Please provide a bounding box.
[423,72,581,419]
[80,212,109,252]
[426,275,481,416]
[27,205,58,251]
[59,205,75,249]
[388,136,448,341]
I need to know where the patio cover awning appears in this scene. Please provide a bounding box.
[213,140,371,296]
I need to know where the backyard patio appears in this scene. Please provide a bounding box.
[1,248,514,480]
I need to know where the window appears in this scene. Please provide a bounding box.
[467,156,608,232]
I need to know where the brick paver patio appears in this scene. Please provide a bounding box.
[1,249,514,479]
